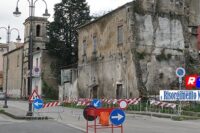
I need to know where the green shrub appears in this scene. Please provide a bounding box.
[42,81,58,100]
[182,103,200,112]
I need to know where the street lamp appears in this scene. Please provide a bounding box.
[0,26,21,108]
[13,0,50,116]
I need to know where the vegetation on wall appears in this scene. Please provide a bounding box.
[50,61,62,83]
[133,0,145,15]
[42,81,58,100]
[186,55,200,74]
[131,1,148,98]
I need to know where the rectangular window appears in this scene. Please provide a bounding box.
[17,55,19,67]
[117,25,123,45]
[93,36,97,52]
[83,40,86,55]
[7,57,9,70]
[36,58,38,67]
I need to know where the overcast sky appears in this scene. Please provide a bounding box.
[0,0,132,43]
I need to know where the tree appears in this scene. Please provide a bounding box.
[47,0,91,69]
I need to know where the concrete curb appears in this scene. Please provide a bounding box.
[0,109,52,120]
[127,111,173,118]
[126,111,200,120]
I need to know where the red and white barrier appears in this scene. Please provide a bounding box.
[61,98,142,107]
[127,98,141,105]
[43,101,60,108]
[76,99,91,106]
[150,100,176,109]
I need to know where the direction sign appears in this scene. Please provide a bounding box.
[176,67,185,78]
[33,98,43,110]
[110,109,126,126]
[119,100,128,109]
[91,99,102,108]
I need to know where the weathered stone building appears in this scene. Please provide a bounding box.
[77,0,200,99]
[78,2,138,99]
[0,42,22,92]
[3,46,24,98]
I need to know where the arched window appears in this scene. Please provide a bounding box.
[36,25,41,37]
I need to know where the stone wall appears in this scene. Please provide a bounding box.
[131,0,200,96]
[134,13,186,93]
[140,0,185,14]
[41,50,59,92]
[189,0,200,26]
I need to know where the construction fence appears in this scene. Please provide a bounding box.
[61,98,179,115]
[32,97,200,120]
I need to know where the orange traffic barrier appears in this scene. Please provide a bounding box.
[99,112,109,126]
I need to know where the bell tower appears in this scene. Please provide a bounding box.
[24,16,48,51]
[22,16,49,98]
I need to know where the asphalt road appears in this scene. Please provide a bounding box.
[124,114,200,133]
[1,101,200,133]
[0,114,83,133]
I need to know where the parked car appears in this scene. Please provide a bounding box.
[0,92,5,100]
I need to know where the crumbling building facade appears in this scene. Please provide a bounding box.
[77,0,200,99]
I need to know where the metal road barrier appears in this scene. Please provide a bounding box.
[62,98,178,116]
[70,109,83,120]
[148,100,177,114]
[34,100,64,120]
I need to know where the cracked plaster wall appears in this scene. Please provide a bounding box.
[134,0,187,95]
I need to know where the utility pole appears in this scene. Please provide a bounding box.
[13,0,50,116]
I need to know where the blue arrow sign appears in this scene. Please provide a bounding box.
[33,98,43,110]
[110,109,126,126]
[91,99,102,108]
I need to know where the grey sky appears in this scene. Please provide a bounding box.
[0,0,132,43]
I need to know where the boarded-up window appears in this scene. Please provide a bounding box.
[36,58,39,67]
[62,70,72,83]
[116,84,123,99]
[83,40,86,55]
[117,25,123,45]
[17,55,19,67]
[90,86,98,99]
[93,36,97,52]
